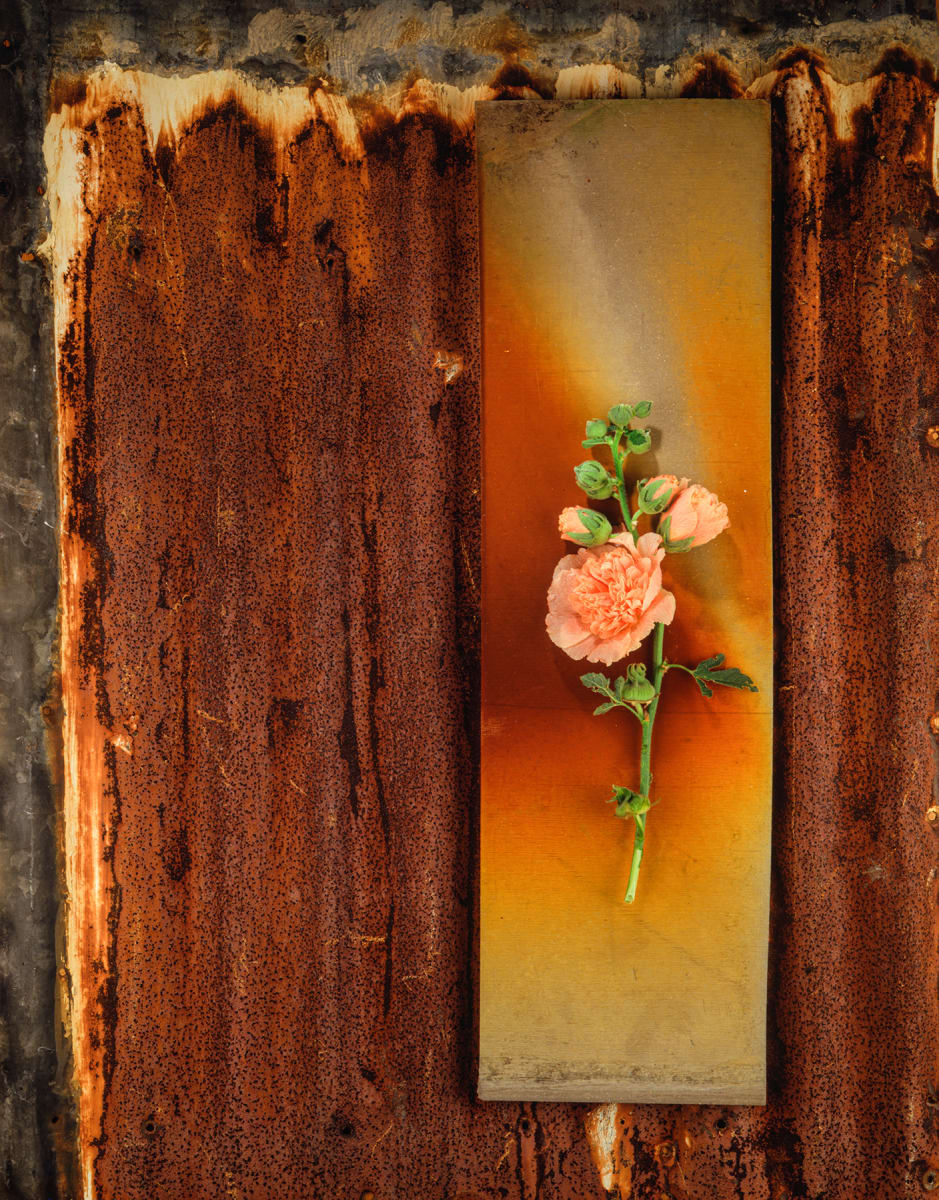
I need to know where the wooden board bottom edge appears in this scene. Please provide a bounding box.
[477,1082,767,1106]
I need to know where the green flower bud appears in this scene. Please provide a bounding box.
[561,507,612,547]
[574,460,614,499]
[585,418,608,440]
[610,784,652,818]
[617,663,656,703]
[608,404,632,427]
[626,427,652,454]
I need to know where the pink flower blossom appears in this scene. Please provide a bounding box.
[662,484,729,549]
[546,531,676,665]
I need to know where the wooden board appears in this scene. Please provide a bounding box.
[478,99,773,1103]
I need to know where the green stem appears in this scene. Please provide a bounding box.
[624,813,646,904]
[609,433,637,536]
[624,622,666,904]
[662,661,695,679]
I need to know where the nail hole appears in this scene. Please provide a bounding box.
[0,181,10,197]
[923,1167,938,1191]
[143,1119,156,1135]
[520,1118,530,1133]
[50,1114,59,1125]
[715,1117,727,1130]
[340,1123,354,1138]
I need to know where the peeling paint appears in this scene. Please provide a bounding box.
[585,1103,633,1196]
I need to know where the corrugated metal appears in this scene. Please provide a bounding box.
[25,33,939,1200]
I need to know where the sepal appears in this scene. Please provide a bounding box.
[659,514,694,552]
[609,785,652,819]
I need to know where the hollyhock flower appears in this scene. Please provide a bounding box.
[558,506,612,547]
[546,531,676,665]
[660,484,729,550]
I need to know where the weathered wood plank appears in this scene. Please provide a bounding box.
[478,100,773,1103]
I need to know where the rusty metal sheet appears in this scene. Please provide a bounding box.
[28,43,939,1200]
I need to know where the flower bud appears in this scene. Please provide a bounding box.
[611,784,652,818]
[626,428,652,455]
[585,418,608,441]
[620,663,656,703]
[558,506,612,547]
[660,483,729,550]
[608,404,632,427]
[574,460,614,499]
[637,474,684,516]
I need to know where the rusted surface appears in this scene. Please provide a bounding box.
[36,46,939,1200]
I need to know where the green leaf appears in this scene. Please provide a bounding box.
[697,654,725,670]
[691,653,759,698]
[633,400,652,418]
[613,675,628,700]
[708,667,759,691]
[580,672,611,693]
[581,436,607,448]
[626,428,652,454]
[594,701,617,716]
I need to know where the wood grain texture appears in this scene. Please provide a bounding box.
[40,50,939,1200]
[478,99,773,1105]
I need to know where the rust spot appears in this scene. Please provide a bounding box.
[679,53,745,99]
[870,45,937,85]
[490,59,554,100]
[656,1139,679,1167]
[49,74,87,113]
[772,44,829,74]
[925,425,939,447]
